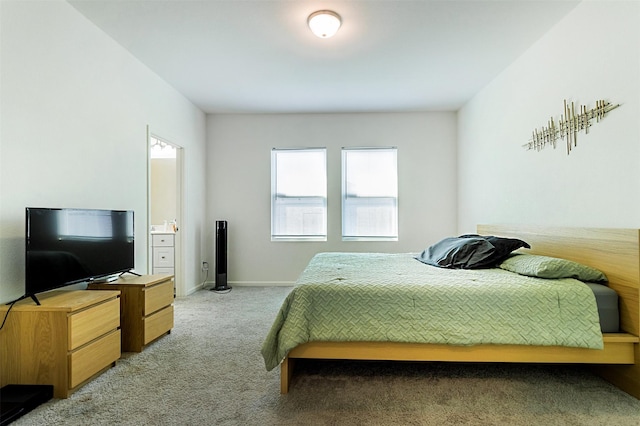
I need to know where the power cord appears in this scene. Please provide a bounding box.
[0,297,22,331]
[200,268,209,289]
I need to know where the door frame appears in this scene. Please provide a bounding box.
[147,126,185,296]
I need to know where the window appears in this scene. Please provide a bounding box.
[271,148,327,241]
[342,147,398,241]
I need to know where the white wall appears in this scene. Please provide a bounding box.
[0,1,207,302]
[458,1,640,232]
[206,112,457,285]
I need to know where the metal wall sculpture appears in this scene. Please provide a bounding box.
[523,99,620,155]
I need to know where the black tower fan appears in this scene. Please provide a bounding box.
[213,220,231,291]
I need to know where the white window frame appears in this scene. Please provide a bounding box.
[271,148,327,242]
[342,147,398,241]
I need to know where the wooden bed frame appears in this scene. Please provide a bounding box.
[280,225,640,399]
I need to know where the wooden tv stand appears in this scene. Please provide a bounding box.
[88,274,174,352]
[0,290,121,399]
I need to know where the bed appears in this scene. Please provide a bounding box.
[262,225,640,399]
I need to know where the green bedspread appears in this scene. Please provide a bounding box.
[261,253,603,371]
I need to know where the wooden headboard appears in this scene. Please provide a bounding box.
[479,225,640,398]
[478,225,640,336]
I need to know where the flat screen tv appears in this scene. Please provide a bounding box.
[25,207,134,304]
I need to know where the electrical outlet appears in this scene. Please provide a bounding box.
[202,261,209,271]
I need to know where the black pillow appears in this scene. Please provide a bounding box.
[416,235,530,269]
[415,236,497,269]
[459,234,530,265]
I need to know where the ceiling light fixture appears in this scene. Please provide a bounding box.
[307,10,341,38]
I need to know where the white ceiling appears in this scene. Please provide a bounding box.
[68,0,580,114]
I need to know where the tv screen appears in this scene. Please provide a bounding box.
[25,207,134,298]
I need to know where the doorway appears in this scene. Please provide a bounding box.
[148,131,183,296]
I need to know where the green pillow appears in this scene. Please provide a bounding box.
[498,253,607,283]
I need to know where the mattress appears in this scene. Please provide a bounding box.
[587,283,619,332]
[262,252,606,371]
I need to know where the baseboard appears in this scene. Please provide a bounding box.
[185,282,207,295]
[230,281,295,287]
[204,281,295,287]
[186,281,294,295]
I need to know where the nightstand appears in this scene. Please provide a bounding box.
[88,274,174,352]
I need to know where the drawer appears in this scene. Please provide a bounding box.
[153,247,174,268]
[153,267,174,275]
[144,305,174,345]
[69,329,121,389]
[69,298,120,350]
[144,279,174,315]
[152,234,174,247]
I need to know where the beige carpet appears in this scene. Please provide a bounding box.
[12,287,640,425]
